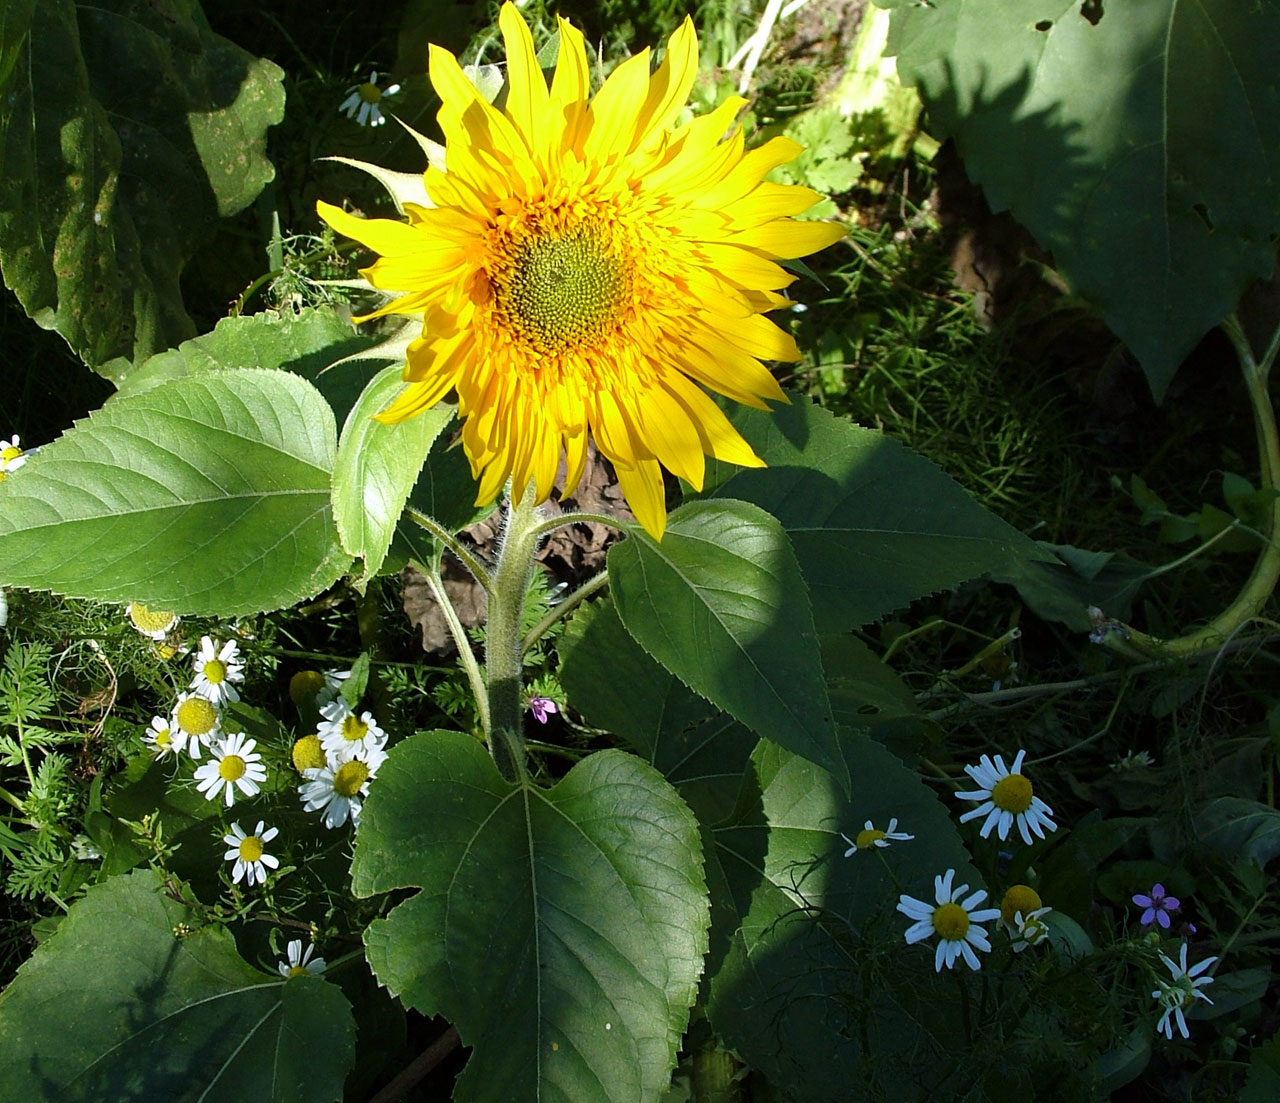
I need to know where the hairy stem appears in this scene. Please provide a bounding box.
[403,505,492,589]
[485,490,542,781]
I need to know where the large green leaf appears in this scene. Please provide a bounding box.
[705,733,981,1101]
[0,368,348,614]
[0,868,354,1102]
[113,308,379,425]
[608,498,847,792]
[700,395,1047,631]
[332,366,451,581]
[558,598,758,826]
[351,730,710,1102]
[0,0,284,373]
[881,0,1280,400]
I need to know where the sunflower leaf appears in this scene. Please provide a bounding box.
[883,0,1280,400]
[700,394,1051,631]
[351,730,709,1103]
[0,368,349,615]
[0,0,284,374]
[558,597,757,826]
[608,497,848,793]
[332,366,452,581]
[0,868,354,1103]
[705,732,979,1100]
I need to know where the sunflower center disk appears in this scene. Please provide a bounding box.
[501,229,629,352]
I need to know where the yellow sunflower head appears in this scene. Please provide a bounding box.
[317,1,844,539]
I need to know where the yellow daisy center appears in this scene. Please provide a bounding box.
[358,81,382,104]
[289,670,326,705]
[933,902,971,941]
[128,602,176,634]
[1001,884,1043,925]
[334,760,370,798]
[855,828,885,850]
[239,836,265,862]
[218,754,247,782]
[341,714,369,743]
[292,734,327,773]
[493,226,631,353]
[991,773,1033,813]
[154,727,172,747]
[203,659,227,684]
[175,696,218,736]
[1,445,22,462]
[287,964,310,977]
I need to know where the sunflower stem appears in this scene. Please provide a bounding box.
[485,488,542,781]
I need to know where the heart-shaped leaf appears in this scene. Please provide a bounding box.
[882,0,1280,399]
[351,730,709,1102]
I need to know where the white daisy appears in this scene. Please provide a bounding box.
[223,820,280,886]
[1153,943,1217,1040]
[300,744,387,830]
[126,601,180,640]
[318,667,353,708]
[0,435,27,479]
[145,714,179,758]
[338,71,400,127]
[897,868,1002,972]
[190,635,245,705]
[841,818,914,856]
[956,749,1057,845]
[277,939,326,978]
[317,698,386,759]
[1000,885,1052,951]
[194,732,266,806]
[170,692,222,760]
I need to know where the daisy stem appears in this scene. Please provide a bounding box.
[522,569,610,651]
[485,489,543,781]
[411,560,491,739]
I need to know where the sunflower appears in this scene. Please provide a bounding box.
[317,2,844,538]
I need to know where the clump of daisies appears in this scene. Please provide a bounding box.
[292,669,390,830]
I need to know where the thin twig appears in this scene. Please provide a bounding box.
[522,570,610,652]
[410,559,490,737]
[366,1027,462,1103]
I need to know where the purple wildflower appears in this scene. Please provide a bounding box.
[1133,883,1180,929]
[528,696,558,724]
